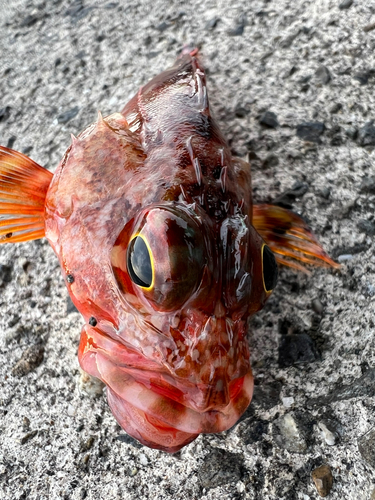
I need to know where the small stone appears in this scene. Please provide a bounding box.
[329,103,342,114]
[358,121,375,147]
[337,254,353,262]
[12,345,45,376]
[312,298,324,315]
[296,122,325,143]
[20,430,38,445]
[274,181,309,209]
[339,0,353,9]
[360,176,375,194]
[234,105,249,118]
[358,428,375,468]
[259,111,279,128]
[205,17,220,30]
[57,106,80,124]
[155,21,169,32]
[273,413,308,453]
[262,153,279,169]
[317,421,337,446]
[311,464,333,497]
[20,14,40,27]
[199,449,244,488]
[0,263,12,286]
[138,453,149,466]
[358,219,375,236]
[6,136,16,148]
[363,22,375,33]
[345,126,357,140]
[316,65,331,84]
[79,369,105,397]
[282,396,294,408]
[353,71,374,85]
[227,24,245,36]
[0,106,11,122]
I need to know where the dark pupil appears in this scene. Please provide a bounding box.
[263,245,278,291]
[127,236,152,288]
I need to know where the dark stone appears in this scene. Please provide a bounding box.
[259,111,279,128]
[358,428,375,468]
[116,434,146,448]
[312,298,324,315]
[363,22,375,33]
[22,146,33,155]
[65,1,95,21]
[316,65,331,84]
[360,175,375,194]
[311,464,333,497]
[353,71,375,85]
[358,219,375,236]
[239,418,269,445]
[279,333,320,368]
[329,103,342,114]
[205,17,220,30]
[20,430,38,445]
[0,263,12,286]
[332,242,368,258]
[339,0,353,8]
[96,34,106,42]
[199,449,244,488]
[273,181,309,209]
[6,136,16,149]
[67,296,79,314]
[345,126,357,140]
[228,24,245,36]
[262,153,279,169]
[20,14,40,27]
[252,381,282,409]
[0,106,11,122]
[57,106,80,124]
[12,345,45,376]
[358,121,375,147]
[234,105,249,118]
[155,21,169,32]
[296,122,325,143]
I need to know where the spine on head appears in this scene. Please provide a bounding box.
[0,146,53,243]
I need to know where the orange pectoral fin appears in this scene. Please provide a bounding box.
[0,146,53,243]
[253,204,339,273]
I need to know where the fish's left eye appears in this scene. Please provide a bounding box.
[127,235,153,289]
[262,244,278,292]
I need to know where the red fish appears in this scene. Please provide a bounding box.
[0,51,338,452]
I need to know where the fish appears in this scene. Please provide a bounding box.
[0,50,339,453]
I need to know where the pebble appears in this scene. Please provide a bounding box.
[358,121,375,147]
[363,22,375,33]
[311,464,333,497]
[57,106,80,124]
[317,421,337,446]
[357,219,375,236]
[12,345,45,376]
[312,298,324,315]
[259,111,279,128]
[358,427,375,468]
[282,396,294,408]
[273,413,308,453]
[360,175,375,194]
[296,122,325,143]
[0,263,12,287]
[79,369,105,397]
[339,0,353,9]
[138,453,149,466]
[0,106,11,122]
[337,254,353,263]
[315,65,331,84]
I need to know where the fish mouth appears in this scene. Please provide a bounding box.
[78,326,254,452]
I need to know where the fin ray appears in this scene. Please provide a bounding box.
[0,146,53,243]
[253,204,339,271]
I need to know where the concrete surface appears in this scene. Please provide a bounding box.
[0,0,375,499]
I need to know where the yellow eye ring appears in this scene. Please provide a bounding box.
[127,233,155,291]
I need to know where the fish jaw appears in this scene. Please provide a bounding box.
[78,324,254,452]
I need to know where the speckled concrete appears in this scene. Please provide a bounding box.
[0,1,375,499]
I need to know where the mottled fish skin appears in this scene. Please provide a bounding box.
[44,53,273,452]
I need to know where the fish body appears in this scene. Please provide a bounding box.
[0,52,337,452]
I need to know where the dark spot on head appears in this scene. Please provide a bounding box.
[89,317,97,327]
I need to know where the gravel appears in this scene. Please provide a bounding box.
[1,0,375,499]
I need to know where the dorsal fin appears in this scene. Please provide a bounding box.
[0,146,53,243]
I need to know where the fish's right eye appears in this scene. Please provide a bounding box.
[127,235,154,289]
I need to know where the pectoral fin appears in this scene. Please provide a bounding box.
[0,146,52,243]
[253,204,339,272]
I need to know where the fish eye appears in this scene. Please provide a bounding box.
[127,235,153,289]
[262,244,278,292]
